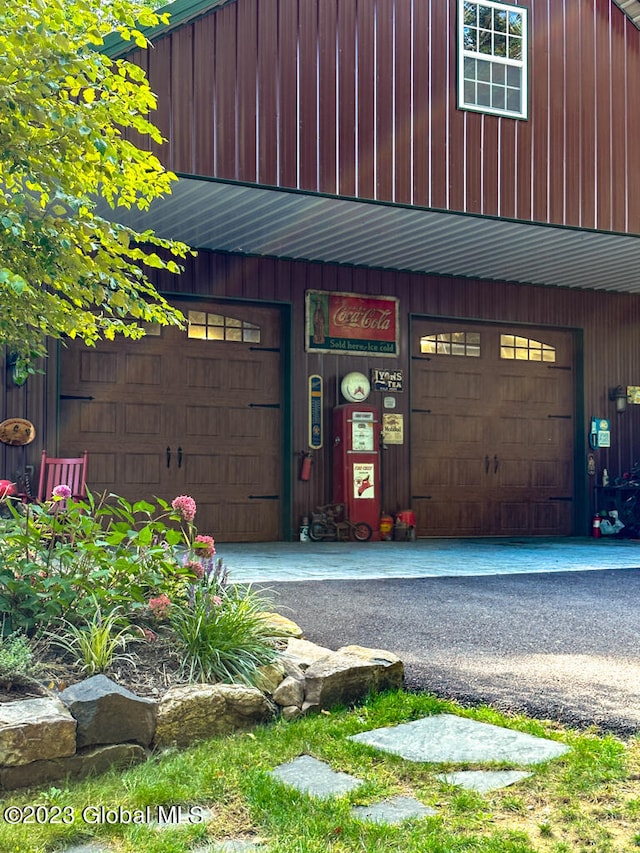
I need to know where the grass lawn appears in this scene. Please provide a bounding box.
[1,689,639,853]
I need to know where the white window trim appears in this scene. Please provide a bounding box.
[457,0,528,120]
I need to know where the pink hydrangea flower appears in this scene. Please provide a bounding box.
[184,560,205,579]
[148,593,171,620]
[212,595,223,606]
[194,535,215,558]
[172,495,196,522]
[52,484,72,499]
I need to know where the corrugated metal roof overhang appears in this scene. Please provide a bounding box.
[100,177,640,293]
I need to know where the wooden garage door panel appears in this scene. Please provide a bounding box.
[79,402,117,434]
[78,350,118,383]
[124,404,164,434]
[84,452,117,486]
[416,497,486,535]
[59,300,282,542]
[122,453,163,486]
[411,320,575,536]
[125,354,163,385]
[205,500,280,538]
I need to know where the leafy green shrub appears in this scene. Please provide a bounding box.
[0,488,280,690]
[0,631,34,683]
[0,492,197,636]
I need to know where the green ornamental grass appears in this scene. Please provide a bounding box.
[169,583,278,684]
[48,601,142,675]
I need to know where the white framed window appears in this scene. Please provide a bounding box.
[458,0,528,120]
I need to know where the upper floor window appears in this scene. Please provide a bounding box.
[458,0,528,120]
[187,311,261,343]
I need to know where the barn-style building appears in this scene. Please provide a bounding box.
[4,0,640,541]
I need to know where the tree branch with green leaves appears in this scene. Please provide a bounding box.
[0,0,192,371]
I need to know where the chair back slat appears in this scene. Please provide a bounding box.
[36,450,89,502]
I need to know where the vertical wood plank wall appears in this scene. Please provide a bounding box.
[150,251,640,537]
[4,252,640,536]
[126,0,640,234]
[4,0,639,534]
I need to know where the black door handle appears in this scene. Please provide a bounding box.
[166,446,171,468]
[485,455,490,474]
[494,454,499,473]
[178,446,183,468]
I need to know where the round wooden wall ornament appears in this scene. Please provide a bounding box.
[0,418,36,446]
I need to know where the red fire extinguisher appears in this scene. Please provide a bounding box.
[300,452,313,481]
[592,514,601,538]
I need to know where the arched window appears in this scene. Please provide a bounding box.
[420,331,481,357]
[187,311,261,343]
[500,334,556,362]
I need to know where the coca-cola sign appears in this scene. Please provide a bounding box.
[305,291,399,356]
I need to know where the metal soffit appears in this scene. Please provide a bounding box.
[614,0,640,28]
[103,177,640,293]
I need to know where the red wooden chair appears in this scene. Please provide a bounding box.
[36,450,89,503]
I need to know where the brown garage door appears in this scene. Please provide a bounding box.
[411,319,575,537]
[59,300,282,542]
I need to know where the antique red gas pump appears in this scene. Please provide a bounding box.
[333,402,381,540]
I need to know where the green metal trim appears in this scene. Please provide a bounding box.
[573,328,587,535]
[102,0,236,57]
[280,302,294,541]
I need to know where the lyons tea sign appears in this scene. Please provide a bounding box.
[305,291,399,356]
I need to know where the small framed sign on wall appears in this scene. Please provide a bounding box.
[308,374,323,449]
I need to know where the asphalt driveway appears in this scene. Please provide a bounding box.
[263,568,640,735]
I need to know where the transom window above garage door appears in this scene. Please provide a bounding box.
[187,311,261,343]
[420,331,481,357]
[500,334,556,362]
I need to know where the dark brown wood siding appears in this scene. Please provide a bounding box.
[11,251,640,537]
[138,251,640,538]
[126,0,640,233]
[0,347,54,498]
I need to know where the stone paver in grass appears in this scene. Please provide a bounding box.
[349,714,570,765]
[193,840,264,852]
[351,795,437,824]
[437,769,532,793]
[269,754,363,798]
[58,844,111,853]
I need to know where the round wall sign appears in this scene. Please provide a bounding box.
[0,418,36,446]
[341,372,371,403]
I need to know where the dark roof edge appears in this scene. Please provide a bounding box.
[103,0,640,57]
[102,0,235,57]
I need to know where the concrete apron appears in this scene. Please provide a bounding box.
[219,537,640,583]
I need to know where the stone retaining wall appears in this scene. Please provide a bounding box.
[0,629,403,791]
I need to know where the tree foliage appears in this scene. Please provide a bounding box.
[0,0,191,369]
